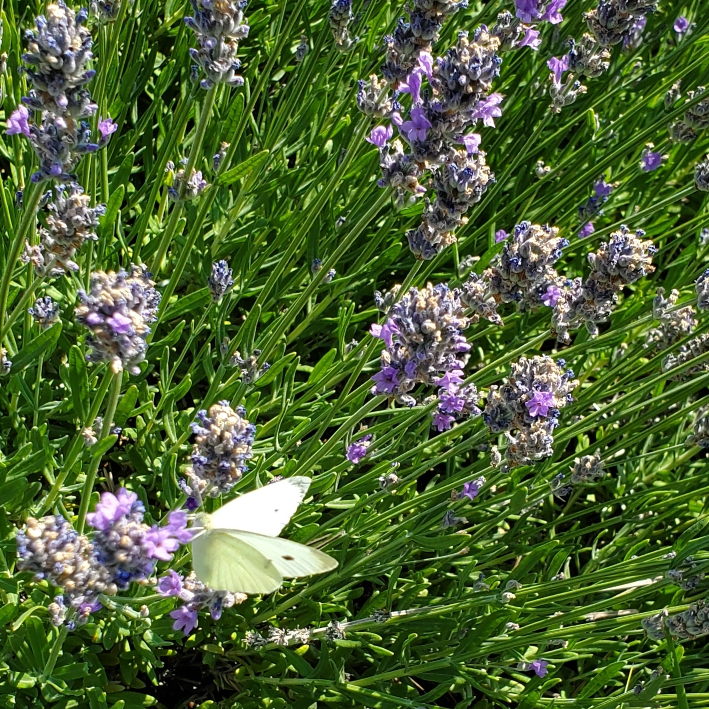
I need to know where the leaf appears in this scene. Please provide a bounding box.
[307,348,338,386]
[6,449,48,481]
[222,93,245,142]
[163,289,211,322]
[578,661,625,698]
[90,435,119,460]
[255,353,298,387]
[69,345,89,422]
[114,385,139,427]
[218,150,270,186]
[100,184,125,239]
[0,479,28,508]
[11,322,62,371]
[111,152,135,193]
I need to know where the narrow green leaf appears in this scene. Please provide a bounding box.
[218,150,270,186]
[12,322,62,371]
[69,344,89,422]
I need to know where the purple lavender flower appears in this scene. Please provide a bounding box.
[541,285,561,307]
[439,388,466,414]
[418,52,433,78]
[399,70,423,106]
[165,511,194,543]
[519,28,542,51]
[594,179,613,197]
[641,146,664,172]
[461,133,481,154]
[529,659,549,677]
[398,107,432,142]
[170,606,199,635]
[548,55,569,85]
[515,0,565,24]
[157,570,184,597]
[98,117,117,142]
[6,106,31,137]
[86,489,140,532]
[460,477,485,500]
[525,390,555,418]
[432,412,455,431]
[495,229,509,243]
[540,0,565,24]
[346,434,373,464]
[371,365,400,395]
[579,221,595,238]
[472,93,503,128]
[674,16,690,36]
[435,370,465,389]
[370,320,399,349]
[143,526,181,562]
[366,125,394,148]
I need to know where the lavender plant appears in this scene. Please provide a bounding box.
[2,0,709,707]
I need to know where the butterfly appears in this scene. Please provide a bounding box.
[190,476,338,594]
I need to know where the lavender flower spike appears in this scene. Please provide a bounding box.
[185,0,250,89]
[76,265,161,374]
[182,401,256,502]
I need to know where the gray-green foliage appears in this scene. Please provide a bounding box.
[1,0,709,707]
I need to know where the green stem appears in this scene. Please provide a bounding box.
[151,84,218,274]
[40,620,71,681]
[37,366,114,516]
[0,273,46,343]
[0,184,41,338]
[666,630,689,709]
[76,367,123,534]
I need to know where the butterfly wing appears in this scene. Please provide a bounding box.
[225,530,338,579]
[191,529,283,594]
[208,476,311,536]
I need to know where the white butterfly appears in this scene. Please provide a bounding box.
[190,476,338,594]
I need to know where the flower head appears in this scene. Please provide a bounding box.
[495,229,508,243]
[170,606,199,635]
[548,55,569,85]
[208,260,234,302]
[76,265,160,374]
[366,125,393,148]
[579,221,595,238]
[157,570,184,597]
[529,659,549,677]
[399,107,432,143]
[541,285,562,307]
[525,390,555,418]
[641,146,664,172]
[346,434,373,464]
[98,117,117,142]
[6,106,31,137]
[674,16,690,36]
[519,28,542,50]
[472,93,503,128]
[182,401,256,502]
[460,476,485,500]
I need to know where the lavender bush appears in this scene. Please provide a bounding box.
[2,0,709,707]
